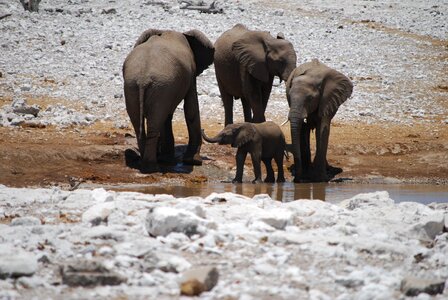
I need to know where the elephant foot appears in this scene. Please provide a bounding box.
[264,176,275,183]
[327,164,343,176]
[293,176,311,183]
[140,162,159,174]
[309,172,330,183]
[232,178,242,184]
[182,153,202,166]
[157,153,177,166]
[276,176,285,183]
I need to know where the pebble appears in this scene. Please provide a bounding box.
[180,266,219,296]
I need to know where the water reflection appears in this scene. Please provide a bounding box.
[113,182,448,204]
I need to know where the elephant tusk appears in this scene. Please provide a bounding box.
[280,119,289,126]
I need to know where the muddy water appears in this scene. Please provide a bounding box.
[112,183,448,204]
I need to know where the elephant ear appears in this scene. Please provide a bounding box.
[319,68,353,117]
[232,35,269,83]
[134,29,165,48]
[232,123,256,148]
[183,30,215,76]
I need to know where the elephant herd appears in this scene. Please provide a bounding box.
[122,24,353,183]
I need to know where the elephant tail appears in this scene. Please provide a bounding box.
[138,85,146,146]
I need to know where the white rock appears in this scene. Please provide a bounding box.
[10,216,41,226]
[0,247,38,279]
[91,188,115,203]
[145,206,207,237]
[255,208,293,230]
[81,201,115,224]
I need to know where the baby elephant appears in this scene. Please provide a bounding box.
[202,121,286,183]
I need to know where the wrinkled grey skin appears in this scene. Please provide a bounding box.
[123,29,214,173]
[286,59,353,182]
[202,121,286,183]
[214,24,297,126]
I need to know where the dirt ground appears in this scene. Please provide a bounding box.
[1,99,447,189]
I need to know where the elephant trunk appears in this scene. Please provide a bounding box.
[201,129,221,143]
[289,105,304,182]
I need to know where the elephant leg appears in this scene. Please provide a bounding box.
[124,85,146,156]
[313,117,331,182]
[274,150,285,183]
[262,158,275,183]
[243,74,265,123]
[261,80,273,115]
[233,148,247,183]
[183,81,202,165]
[250,150,263,184]
[218,80,234,126]
[141,123,160,173]
[158,113,175,164]
[241,97,252,123]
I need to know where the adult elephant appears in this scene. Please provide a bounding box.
[214,24,297,126]
[123,29,214,173]
[286,59,353,182]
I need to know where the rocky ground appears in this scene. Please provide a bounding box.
[0,0,447,299]
[0,186,447,299]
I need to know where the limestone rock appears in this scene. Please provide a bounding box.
[0,248,37,279]
[10,216,41,226]
[145,206,206,237]
[61,259,126,287]
[400,276,445,296]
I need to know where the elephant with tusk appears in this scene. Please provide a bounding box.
[286,59,353,182]
[202,121,286,183]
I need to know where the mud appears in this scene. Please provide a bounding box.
[1,103,447,190]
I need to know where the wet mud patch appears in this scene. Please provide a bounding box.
[0,120,447,190]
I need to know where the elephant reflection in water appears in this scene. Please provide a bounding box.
[233,183,326,202]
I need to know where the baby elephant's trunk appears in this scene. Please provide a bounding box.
[201,129,221,143]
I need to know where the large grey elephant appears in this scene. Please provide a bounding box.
[286,59,353,182]
[214,24,297,126]
[202,121,286,183]
[122,29,214,173]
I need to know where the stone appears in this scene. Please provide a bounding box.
[145,207,205,237]
[81,202,115,224]
[180,266,219,296]
[256,209,293,230]
[400,276,445,296]
[0,249,38,279]
[10,216,41,226]
[61,259,126,287]
[13,105,40,117]
[410,213,445,241]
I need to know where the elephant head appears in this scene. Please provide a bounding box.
[202,123,256,148]
[232,31,297,83]
[134,29,214,76]
[286,59,353,182]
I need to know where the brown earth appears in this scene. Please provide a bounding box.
[1,110,447,189]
